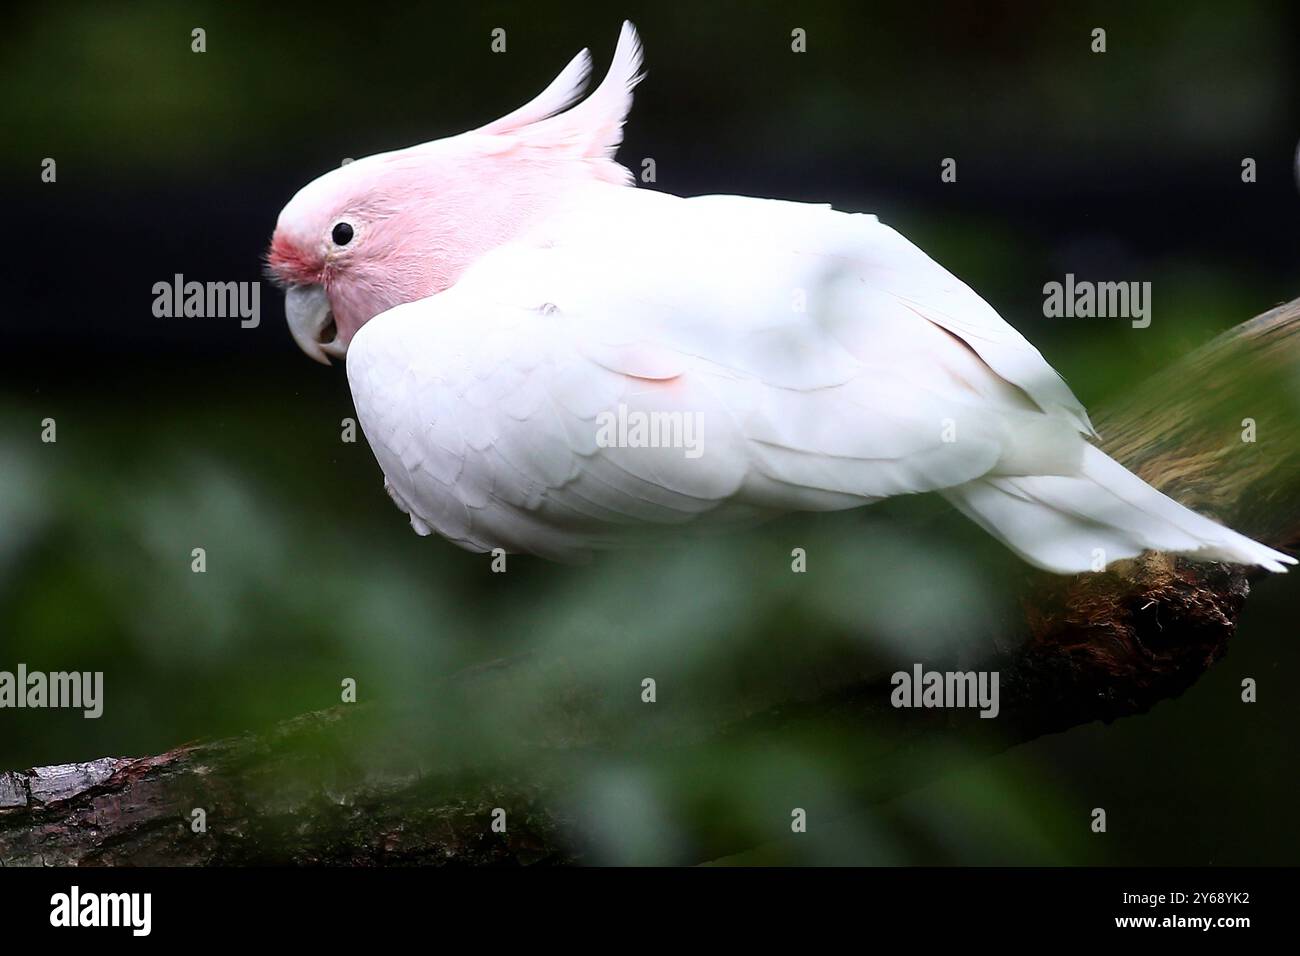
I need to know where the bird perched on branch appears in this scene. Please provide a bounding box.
[267,22,1292,574]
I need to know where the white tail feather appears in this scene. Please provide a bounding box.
[943,444,1294,573]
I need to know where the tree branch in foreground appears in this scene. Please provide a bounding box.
[3,299,1298,865]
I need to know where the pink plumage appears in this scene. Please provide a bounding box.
[267,22,644,352]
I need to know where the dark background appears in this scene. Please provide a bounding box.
[2,0,1297,864]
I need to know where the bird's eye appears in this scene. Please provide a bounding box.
[331,222,354,246]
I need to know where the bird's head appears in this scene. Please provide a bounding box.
[266,22,644,364]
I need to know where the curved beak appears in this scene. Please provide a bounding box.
[285,283,346,365]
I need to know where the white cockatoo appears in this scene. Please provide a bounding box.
[267,23,1292,574]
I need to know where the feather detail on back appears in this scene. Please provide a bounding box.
[344,183,1294,572]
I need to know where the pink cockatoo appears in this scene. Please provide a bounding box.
[267,22,1292,574]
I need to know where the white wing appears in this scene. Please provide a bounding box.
[346,185,1088,560]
